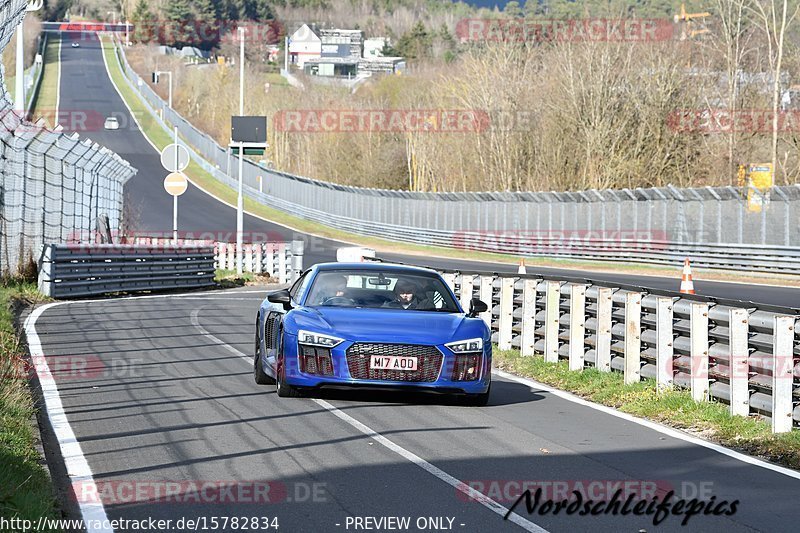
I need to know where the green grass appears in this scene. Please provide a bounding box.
[494,349,800,469]
[0,279,58,525]
[29,34,60,122]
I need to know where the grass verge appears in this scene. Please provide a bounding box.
[0,279,58,524]
[29,34,60,123]
[101,37,800,288]
[494,349,800,469]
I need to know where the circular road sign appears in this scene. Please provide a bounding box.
[160,143,190,172]
[163,172,188,196]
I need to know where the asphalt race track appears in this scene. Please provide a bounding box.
[35,32,800,533]
[57,32,800,309]
[31,289,800,532]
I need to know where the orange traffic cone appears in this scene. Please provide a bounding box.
[680,258,695,294]
[518,258,527,274]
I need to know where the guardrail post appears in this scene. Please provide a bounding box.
[227,244,235,272]
[690,302,710,401]
[291,240,304,281]
[265,243,275,277]
[498,277,515,351]
[215,242,224,270]
[656,297,674,390]
[278,244,287,283]
[624,292,642,384]
[569,284,586,370]
[37,244,54,297]
[771,316,795,433]
[459,274,474,311]
[595,287,613,372]
[544,280,560,363]
[479,275,493,328]
[521,279,537,357]
[728,308,750,417]
[442,272,456,294]
[254,244,263,274]
[244,244,253,273]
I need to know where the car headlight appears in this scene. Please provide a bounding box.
[298,330,344,348]
[445,338,483,353]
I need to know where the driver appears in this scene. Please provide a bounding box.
[315,274,348,304]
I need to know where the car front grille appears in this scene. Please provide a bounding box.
[346,343,443,382]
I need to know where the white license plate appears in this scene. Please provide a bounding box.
[370,355,418,371]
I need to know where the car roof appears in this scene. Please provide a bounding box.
[314,262,441,276]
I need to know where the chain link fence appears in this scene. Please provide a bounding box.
[114,38,800,273]
[1,2,137,276]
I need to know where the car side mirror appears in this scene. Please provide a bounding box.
[468,298,488,318]
[267,289,292,310]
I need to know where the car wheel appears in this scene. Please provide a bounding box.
[275,333,301,398]
[253,324,274,385]
[463,384,491,407]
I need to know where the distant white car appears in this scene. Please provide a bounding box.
[71,42,79,48]
[104,117,120,130]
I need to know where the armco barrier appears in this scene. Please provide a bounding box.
[214,240,304,283]
[39,239,304,298]
[438,268,800,433]
[38,243,216,298]
[111,37,800,275]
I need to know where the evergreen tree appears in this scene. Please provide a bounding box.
[131,0,156,44]
[504,1,523,19]
[395,22,431,60]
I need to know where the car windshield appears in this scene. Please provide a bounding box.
[305,270,460,312]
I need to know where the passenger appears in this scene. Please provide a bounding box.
[387,280,434,310]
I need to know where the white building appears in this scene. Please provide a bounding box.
[363,37,388,58]
[288,24,321,67]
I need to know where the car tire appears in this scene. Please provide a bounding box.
[254,322,275,385]
[463,384,491,407]
[275,333,301,398]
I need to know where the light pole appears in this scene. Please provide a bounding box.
[236,26,245,274]
[107,11,117,24]
[15,1,44,114]
[152,70,173,109]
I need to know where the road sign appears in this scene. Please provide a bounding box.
[160,143,190,172]
[163,172,188,196]
[746,163,773,213]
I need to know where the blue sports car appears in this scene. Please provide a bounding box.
[254,262,492,405]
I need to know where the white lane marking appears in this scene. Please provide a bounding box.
[188,310,547,532]
[314,398,547,532]
[24,303,113,533]
[494,369,800,481]
[190,309,252,364]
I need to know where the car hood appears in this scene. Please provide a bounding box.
[291,306,479,344]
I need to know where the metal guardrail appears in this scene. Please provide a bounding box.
[214,240,304,283]
[38,243,217,298]
[436,268,800,433]
[23,31,46,115]
[38,238,305,298]
[111,38,800,275]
